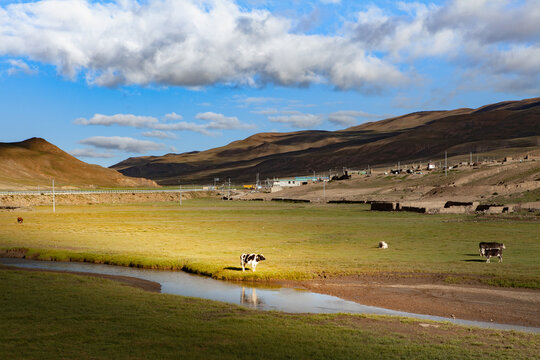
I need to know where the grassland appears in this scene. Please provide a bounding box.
[1,268,538,360]
[1,199,539,287]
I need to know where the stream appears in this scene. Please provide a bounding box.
[1,258,538,334]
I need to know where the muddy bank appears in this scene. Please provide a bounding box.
[285,273,540,328]
[0,191,215,207]
[0,265,161,292]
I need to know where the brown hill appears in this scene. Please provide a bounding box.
[112,97,540,184]
[0,138,158,189]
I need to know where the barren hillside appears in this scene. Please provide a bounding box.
[0,138,158,190]
[112,97,540,185]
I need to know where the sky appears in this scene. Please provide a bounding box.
[0,0,538,167]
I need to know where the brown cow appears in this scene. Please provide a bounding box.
[17,217,23,224]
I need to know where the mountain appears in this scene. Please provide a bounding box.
[111,97,540,184]
[0,138,158,189]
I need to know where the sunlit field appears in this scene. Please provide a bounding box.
[1,199,539,286]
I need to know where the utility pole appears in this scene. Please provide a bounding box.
[445,151,448,177]
[227,178,231,199]
[179,185,182,206]
[323,180,326,203]
[52,179,55,213]
[470,152,473,165]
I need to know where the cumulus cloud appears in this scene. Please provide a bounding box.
[346,0,540,92]
[328,110,381,126]
[251,108,301,115]
[70,148,116,158]
[151,121,213,135]
[74,114,159,128]
[141,130,177,139]
[269,113,323,128]
[1,0,537,94]
[196,112,255,130]
[6,59,37,76]
[79,136,164,153]
[74,111,253,135]
[164,112,182,121]
[0,0,405,91]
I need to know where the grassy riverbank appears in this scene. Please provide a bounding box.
[1,199,539,287]
[0,269,538,359]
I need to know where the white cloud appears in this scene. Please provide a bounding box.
[346,0,540,92]
[79,136,164,153]
[74,111,253,135]
[6,59,37,76]
[70,148,116,158]
[164,112,182,121]
[141,130,177,139]
[151,121,214,135]
[251,108,301,115]
[328,110,381,126]
[269,113,323,128]
[243,97,282,104]
[196,112,255,130]
[0,0,406,92]
[2,0,537,94]
[74,114,159,128]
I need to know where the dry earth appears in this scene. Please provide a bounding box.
[282,274,540,327]
[0,191,215,207]
[238,158,540,205]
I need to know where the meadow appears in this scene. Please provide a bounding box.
[0,268,538,360]
[1,198,539,287]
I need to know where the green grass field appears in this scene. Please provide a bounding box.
[1,199,539,287]
[1,269,538,360]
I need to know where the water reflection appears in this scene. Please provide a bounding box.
[241,287,263,308]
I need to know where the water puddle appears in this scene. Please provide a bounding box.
[1,258,538,334]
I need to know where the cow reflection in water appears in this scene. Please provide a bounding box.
[241,287,263,308]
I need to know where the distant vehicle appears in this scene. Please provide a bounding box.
[243,184,255,190]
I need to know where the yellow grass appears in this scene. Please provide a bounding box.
[1,199,539,285]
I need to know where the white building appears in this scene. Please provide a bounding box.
[273,179,302,188]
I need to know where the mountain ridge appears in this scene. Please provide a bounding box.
[110,96,538,184]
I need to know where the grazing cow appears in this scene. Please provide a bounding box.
[479,242,505,256]
[17,217,23,224]
[378,241,388,249]
[485,248,503,263]
[241,253,266,272]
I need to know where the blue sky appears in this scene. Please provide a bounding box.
[0,0,538,167]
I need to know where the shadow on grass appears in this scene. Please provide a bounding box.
[462,259,486,262]
[224,266,245,271]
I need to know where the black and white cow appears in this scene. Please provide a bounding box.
[241,253,266,272]
[479,242,505,256]
[484,248,503,263]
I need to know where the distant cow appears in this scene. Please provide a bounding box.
[378,241,388,249]
[479,242,505,256]
[485,248,503,263]
[241,253,266,272]
[17,217,23,224]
